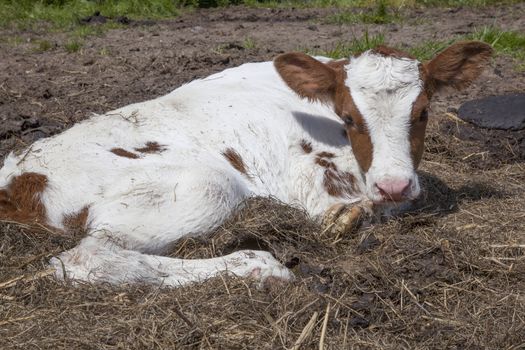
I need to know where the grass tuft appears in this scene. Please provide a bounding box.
[310,31,385,59]
[3,35,25,47]
[469,26,525,62]
[406,39,454,61]
[404,27,525,64]
[468,26,525,70]
[72,22,124,39]
[99,47,111,56]
[64,40,82,53]
[32,39,54,52]
[242,0,354,8]
[325,0,401,25]
[242,37,256,49]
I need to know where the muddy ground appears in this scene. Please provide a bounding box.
[1,4,524,349]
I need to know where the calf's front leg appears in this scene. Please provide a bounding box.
[321,201,374,240]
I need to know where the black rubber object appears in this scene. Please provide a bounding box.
[458,93,525,131]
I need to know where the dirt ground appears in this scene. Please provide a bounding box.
[1,4,524,349]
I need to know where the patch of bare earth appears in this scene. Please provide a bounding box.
[1,4,524,349]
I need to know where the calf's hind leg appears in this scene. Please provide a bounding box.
[50,235,293,287]
[50,164,293,286]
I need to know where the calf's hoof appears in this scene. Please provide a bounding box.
[322,202,372,240]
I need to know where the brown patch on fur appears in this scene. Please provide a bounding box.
[315,157,337,170]
[323,169,358,198]
[135,141,166,154]
[315,151,338,170]
[274,52,337,103]
[418,64,434,98]
[326,59,349,70]
[0,172,48,225]
[300,140,313,154]
[222,148,249,176]
[340,83,374,173]
[316,151,335,159]
[346,127,373,173]
[409,92,430,169]
[313,150,358,197]
[328,62,374,173]
[275,50,402,175]
[424,41,493,92]
[63,206,90,237]
[410,118,428,170]
[110,148,140,159]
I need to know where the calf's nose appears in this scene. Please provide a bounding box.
[375,179,411,202]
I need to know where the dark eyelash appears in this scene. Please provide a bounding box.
[420,109,429,122]
[343,116,355,126]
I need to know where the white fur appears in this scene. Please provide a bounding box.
[0,54,421,287]
[345,52,422,202]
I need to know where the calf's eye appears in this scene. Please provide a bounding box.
[343,116,355,127]
[419,109,429,122]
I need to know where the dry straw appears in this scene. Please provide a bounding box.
[1,116,524,349]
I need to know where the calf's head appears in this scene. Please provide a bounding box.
[274,41,492,204]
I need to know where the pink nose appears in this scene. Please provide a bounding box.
[375,179,411,202]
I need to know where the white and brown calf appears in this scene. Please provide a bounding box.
[0,41,492,286]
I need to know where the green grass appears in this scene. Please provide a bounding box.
[212,43,228,54]
[242,37,256,49]
[469,26,525,70]
[64,39,82,53]
[99,47,111,56]
[309,31,385,58]
[0,0,181,29]
[1,35,25,46]
[469,26,525,62]
[406,39,453,61]
[72,22,124,38]
[312,37,453,62]
[194,0,244,6]
[1,1,522,67]
[325,0,401,25]
[243,0,518,8]
[403,27,525,64]
[32,39,53,52]
[401,27,525,67]
[414,0,519,6]
[0,0,519,31]
[306,26,523,71]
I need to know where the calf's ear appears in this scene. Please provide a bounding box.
[274,53,337,103]
[424,41,493,92]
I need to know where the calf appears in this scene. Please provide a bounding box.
[0,41,492,286]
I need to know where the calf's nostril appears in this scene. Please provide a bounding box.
[376,184,387,197]
[375,179,411,201]
[401,180,412,196]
